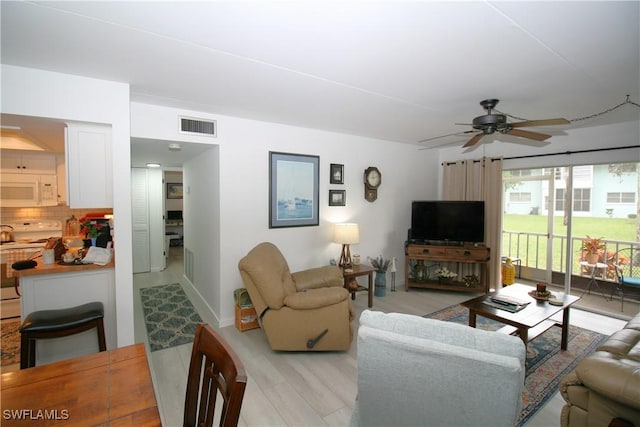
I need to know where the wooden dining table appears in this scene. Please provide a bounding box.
[1,343,160,426]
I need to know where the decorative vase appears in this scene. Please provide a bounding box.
[413,260,427,282]
[586,253,599,264]
[90,237,97,247]
[374,271,386,297]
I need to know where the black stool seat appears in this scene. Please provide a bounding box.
[21,302,104,333]
[20,301,107,369]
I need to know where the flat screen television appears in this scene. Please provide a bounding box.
[410,200,485,244]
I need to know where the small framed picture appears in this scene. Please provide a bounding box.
[329,189,346,206]
[330,163,344,184]
[167,183,183,199]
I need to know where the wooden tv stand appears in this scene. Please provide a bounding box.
[404,243,490,293]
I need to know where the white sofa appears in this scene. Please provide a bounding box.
[350,310,526,427]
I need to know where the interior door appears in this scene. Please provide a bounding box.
[131,168,150,273]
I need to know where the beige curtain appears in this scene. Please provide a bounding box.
[442,157,503,289]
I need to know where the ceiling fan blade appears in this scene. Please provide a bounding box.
[463,133,484,148]
[510,118,570,128]
[417,130,475,143]
[507,128,551,141]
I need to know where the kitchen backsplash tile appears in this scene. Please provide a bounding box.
[1,206,113,226]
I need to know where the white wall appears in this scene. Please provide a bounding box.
[1,64,134,346]
[130,102,437,326]
[184,147,221,321]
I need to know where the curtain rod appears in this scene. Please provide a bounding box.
[442,144,639,165]
[502,144,639,161]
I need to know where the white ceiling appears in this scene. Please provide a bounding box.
[1,1,639,164]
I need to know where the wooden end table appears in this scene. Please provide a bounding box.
[461,283,580,350]
[342,264,374,308]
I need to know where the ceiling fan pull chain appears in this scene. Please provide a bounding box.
[497,94,639,124]
[570,94,640,122]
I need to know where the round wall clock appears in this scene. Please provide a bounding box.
[364,167,381,202]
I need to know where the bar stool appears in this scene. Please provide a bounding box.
[20,301,107,369]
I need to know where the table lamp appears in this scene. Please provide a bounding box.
[333,223,359,268]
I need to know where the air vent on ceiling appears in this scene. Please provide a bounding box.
[179,116,217,137]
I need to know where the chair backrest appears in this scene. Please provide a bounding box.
[184,324,247,427]
[612,247,640,282]
[238,242,298,315]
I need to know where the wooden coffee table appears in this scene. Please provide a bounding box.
[461,283,580,350]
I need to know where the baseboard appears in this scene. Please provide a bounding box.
[181,277,224,328]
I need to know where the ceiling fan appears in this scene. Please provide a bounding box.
[455,99,569,148]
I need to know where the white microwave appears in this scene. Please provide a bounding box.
[0,174,58,207]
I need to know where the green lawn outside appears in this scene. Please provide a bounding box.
[502,214,638,275]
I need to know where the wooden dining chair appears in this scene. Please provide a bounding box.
[184,323,247,427]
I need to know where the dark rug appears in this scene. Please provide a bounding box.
[425,304,607,426]
[1,319,21,366]
[140,283,203,352]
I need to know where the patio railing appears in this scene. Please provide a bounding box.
[502,231,640,281]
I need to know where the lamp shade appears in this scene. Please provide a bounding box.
[333,223,359,244]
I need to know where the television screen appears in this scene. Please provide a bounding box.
[410,201,485,244]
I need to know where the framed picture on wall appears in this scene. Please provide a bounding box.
[329,189,346,206]
[330,163,344,184]
[167,183,183,199]
[269,151,319,228]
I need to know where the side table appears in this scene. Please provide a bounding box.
[342,264,374,308]
[579,261,609,301]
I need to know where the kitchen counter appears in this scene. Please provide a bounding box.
[13,257,115,277]
[16,257,116,365]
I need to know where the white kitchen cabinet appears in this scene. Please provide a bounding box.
[1,151,56,174]
[19,267,116,366]
[65,123,113,208]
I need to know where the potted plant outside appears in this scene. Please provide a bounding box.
[580,236,605,264]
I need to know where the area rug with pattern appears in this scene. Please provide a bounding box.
[425,304,607,426]
[1,319,21,366]
[140,283,203,352]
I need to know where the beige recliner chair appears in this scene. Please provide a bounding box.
[238,242,353,351]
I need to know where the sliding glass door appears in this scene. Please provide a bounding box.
[503,162,639,315]
[502,168,555,285]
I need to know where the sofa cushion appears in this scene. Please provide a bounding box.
[575,352,640,411]
[597,329,640,362]
[626,313,640,332]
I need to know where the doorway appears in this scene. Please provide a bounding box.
[130,138,212,276]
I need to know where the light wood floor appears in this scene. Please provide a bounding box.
[133,248,633,427]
